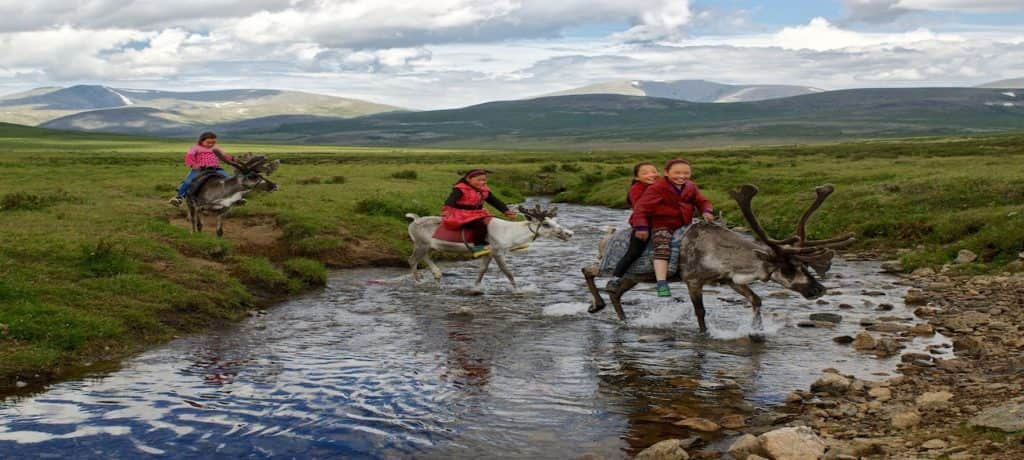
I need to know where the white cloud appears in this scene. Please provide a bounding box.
[0,1,1023,109]
[895,0,1024,13]
[774,17,963,51]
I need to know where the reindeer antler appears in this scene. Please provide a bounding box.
[730,184,855,271]
[213,149,245,172]
[517,203,557,220]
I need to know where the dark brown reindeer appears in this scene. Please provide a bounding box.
[185,153,279,237]
[583,184,855,335]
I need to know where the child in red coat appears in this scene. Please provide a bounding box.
[632,159,715,297]
[603,162,659,294]
[441,169,517,251]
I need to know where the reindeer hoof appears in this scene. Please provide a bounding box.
[749,332,767,343]
[588,302,606,314]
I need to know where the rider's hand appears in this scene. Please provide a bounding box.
[702,212,715,222]
[635,230,649,241]
[504,210,517,219]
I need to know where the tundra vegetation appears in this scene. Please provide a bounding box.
[0,121,1022,389]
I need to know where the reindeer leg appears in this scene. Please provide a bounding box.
[687,281,708,333]
[610,278,638,321]
[424,254,443,285]
[729,283,763,330]
[186,205,196,233]
[474,254,492,287]
[408,245,428,283]
[583,265,607,314]
[492,252,517,290]
[216,213,224,238]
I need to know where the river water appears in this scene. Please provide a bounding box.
[0,200,947,458]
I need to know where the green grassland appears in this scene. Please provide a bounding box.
[1,122,1023,390]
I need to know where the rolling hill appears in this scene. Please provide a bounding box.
[539,79,822,102]
[235,88,1024,147]
[0,85,401,131]
[977,78,1024,89]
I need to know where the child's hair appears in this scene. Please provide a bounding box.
[632,162,656,178]
[197,131,218,144]
[665,158,690,171]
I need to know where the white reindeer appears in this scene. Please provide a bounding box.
[405,204,573,289]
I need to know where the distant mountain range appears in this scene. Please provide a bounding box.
[233,88,1024,147]
[539,79,823,102]
[0,85,401,133]
[2,80,1023,147]
[977,78,1024,89]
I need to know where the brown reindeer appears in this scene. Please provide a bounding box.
[583,184,855,335]
[185,153,279,237]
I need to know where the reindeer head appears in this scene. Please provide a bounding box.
[518,204,574,241]
[220,152,280,193]
[730,184,855,299]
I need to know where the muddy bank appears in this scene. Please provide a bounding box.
[645,269,1024,459]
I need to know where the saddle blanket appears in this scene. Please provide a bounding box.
[597,226,688,277]
[432,225,485,245]
[186,169,228,198]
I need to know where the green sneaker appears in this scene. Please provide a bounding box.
[656,284,672,297]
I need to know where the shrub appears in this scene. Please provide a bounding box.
[391,170,418,180]
[79,239,139,277]
[297,177,323,185]
[1,192,50,211]
[560,163,583,173]
[326,175,347,184]
[283,258,327,286]
[539,164,558,173]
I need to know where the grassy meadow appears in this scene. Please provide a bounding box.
[1,123,1023,389]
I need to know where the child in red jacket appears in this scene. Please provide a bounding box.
[604,162,659,294]
[632,159,715,297]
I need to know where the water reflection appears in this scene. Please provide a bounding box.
[0,200,947,458]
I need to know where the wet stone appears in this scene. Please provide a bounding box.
[838,303,853,309]
[810,313,843,324]
[853,331,877,350]
[969,402,1024,432]
[635,439,690,460]
[758,426,826,460]
[833,335,855,344]
[674,417,721,432]
[921,439,948,450]
[875,303,895,311]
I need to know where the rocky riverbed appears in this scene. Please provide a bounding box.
[637,268,1024,460]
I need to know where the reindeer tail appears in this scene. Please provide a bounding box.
[404,213,420,222]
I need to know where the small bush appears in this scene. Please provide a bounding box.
[560,163,583,173]
[326,175,347,184]
[79,239,139,277]
[539,164,558,173]
[1,192,50,211]
[297,177,323,185]
[391,170,418,180]
[283,258,327,286]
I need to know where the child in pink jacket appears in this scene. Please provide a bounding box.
[169,132,235,206]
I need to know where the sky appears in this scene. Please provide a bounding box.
[0,0,1023,109]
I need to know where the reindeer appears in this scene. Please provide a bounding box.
[583,184,855,334]
[405,204,573,289]
[185,153,279,237]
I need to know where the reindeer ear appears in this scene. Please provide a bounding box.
[753,248,773,261]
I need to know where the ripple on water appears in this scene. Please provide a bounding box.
[0,199,950,458]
